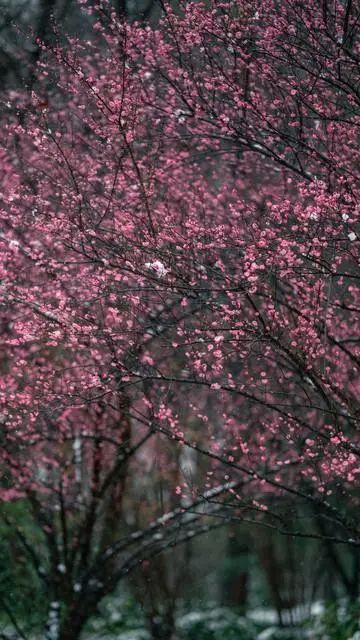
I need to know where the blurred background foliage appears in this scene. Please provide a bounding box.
[0,499,359,639]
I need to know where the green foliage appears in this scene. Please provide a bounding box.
[85,592,147,636]
[0,501,47,631]
[315,602,360,640]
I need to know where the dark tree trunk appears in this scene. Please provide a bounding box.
[57,606,88,640]
[222,530,250,611]
[149,611,175,640]
[58,620,85,640]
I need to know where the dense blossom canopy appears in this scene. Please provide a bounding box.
[0,0,359,540]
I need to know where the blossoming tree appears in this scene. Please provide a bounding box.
[0,0,359,637]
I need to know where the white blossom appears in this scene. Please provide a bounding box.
[145,260,169,277]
